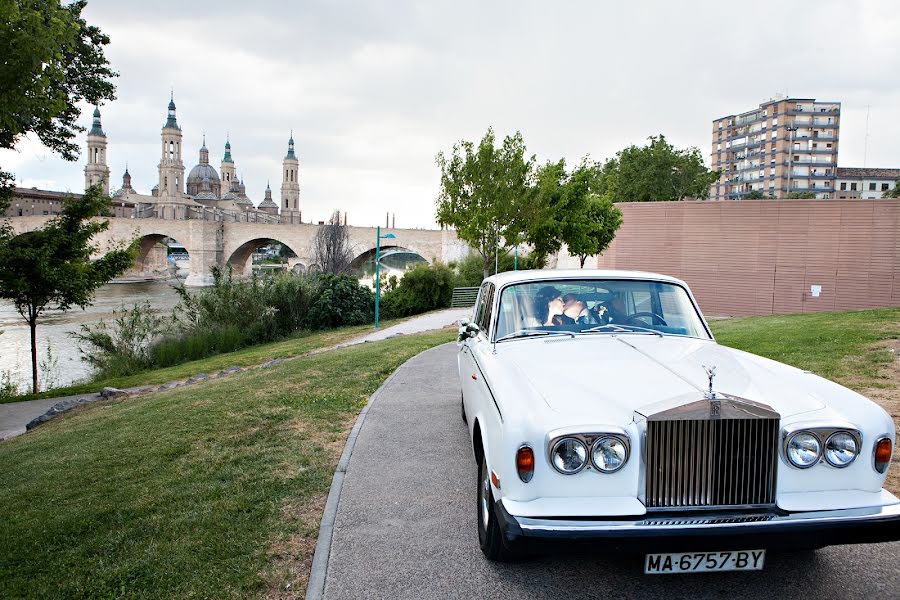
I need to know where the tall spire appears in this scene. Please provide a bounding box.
[285,130,296,159]
[164,91,179,129]
[199,135,209,165]
[223,135,233,163]
[89,106,105,137]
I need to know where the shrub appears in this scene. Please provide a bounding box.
[73,301,171,377]
[304,274,374,329]
[381,262,455,318]
[150,326,245,368]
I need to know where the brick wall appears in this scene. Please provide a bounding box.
[596,199,900,316]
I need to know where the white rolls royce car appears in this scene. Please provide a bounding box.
[458,270,898,571]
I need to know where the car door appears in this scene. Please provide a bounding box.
[460,283,490,417]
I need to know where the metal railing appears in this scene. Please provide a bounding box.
[450,287,480,308]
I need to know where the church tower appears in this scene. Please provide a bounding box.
[220,136,236,196]
[84,106,110,194]
[157,93,185,199]
[280,132,300,221]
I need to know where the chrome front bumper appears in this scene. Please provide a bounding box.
[495,501,900,552]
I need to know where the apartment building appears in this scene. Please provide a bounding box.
[835,167,900,199]
[710,97,840,200]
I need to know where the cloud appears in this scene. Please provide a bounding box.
[5,0,900,227]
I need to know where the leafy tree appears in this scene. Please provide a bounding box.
[524,159,622,268]
[436,128,535,278]
[0,0,117,211]
[744,190,767,199]
[566,195,622,268]
[782,191,816,199]
[598,135,720,202]
[882,182,900,199]
[0,186,135,394]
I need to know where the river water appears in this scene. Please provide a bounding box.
[0,281,182,392]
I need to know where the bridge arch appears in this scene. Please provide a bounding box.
[131,233,190,279]
[225,237,303,277]
[349,245,429,280]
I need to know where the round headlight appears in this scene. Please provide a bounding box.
[550,438,587,474]
[787,431,821,468]
[824,432,858,468]
[591,436,628,473]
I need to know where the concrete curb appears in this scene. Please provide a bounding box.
[304,357,411,600]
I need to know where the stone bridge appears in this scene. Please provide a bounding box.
[7,217,469,286]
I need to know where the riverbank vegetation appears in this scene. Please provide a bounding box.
[72,268,374,382]
[0,327,456,598]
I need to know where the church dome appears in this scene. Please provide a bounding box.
[187,163,220,185]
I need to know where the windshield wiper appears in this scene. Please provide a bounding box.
[495,329,575,343]
[580,324,627,334]
[580,323,663,337]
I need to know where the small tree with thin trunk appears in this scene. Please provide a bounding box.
[312,210,354,274]
[0,186,135,395]
[435,128,535,277]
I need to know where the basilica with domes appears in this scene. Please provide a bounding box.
[85,95,301,220]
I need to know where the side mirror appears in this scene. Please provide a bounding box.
[457,321,481,342]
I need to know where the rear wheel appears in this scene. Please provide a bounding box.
[477,454,517,561]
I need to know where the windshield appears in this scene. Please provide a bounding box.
[494,279,710,341]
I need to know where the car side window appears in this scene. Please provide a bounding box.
[480,284,495,336]
[473,283,489,327]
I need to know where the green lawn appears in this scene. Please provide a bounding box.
[710,307,900,390]
[0,327,456,599]
[5,318,408,403]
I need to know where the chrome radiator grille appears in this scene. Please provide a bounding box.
[644,418,779,509]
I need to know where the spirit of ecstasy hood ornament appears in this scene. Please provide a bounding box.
[702,365,717,400]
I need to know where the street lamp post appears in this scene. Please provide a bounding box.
[374,225,396,329]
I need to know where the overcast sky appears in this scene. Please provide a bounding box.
[3,0,899,227]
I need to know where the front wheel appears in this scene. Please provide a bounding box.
[461,392,467,424]
[477,454,517,561]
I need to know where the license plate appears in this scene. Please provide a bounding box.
[644,550,765,574]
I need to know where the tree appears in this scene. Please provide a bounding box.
[565,194,623,268]
[782,191,816,199]
[524,158,622,267]
[0,186,134,394]
[744,190,767,199]
[598,135,721,202]
[0,0,117,211]
[882,182,900,199]
[312,210,354,274]
[436,128,535,277]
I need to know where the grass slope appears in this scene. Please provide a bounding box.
[5,319,406,403]
[710,307,900,390]
[0,328,455,599]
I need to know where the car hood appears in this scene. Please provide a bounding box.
[499,334,825,424]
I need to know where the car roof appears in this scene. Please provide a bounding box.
[482,268,688,288]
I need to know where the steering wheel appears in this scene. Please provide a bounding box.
[624,312,668,327]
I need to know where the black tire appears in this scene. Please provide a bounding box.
[461,392,467,424]
[477,454,518,561]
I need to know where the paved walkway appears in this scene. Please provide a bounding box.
[340,308,469,346]
[0,397,64,440]
[320,343,900,599]
[0,308,470,442]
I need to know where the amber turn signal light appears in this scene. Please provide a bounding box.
[874,438,892,474]
[516,446,535,483]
